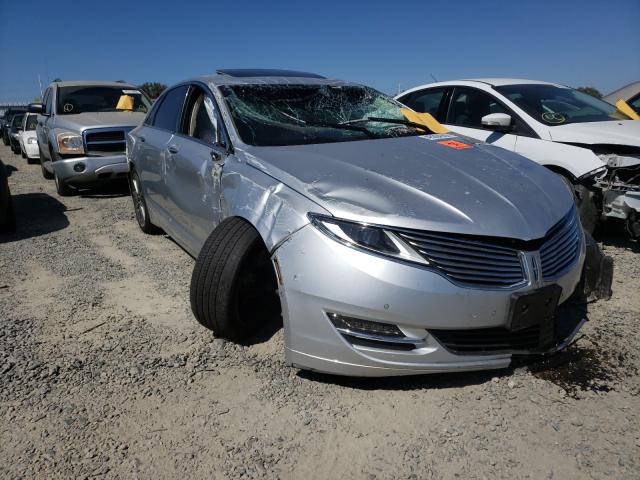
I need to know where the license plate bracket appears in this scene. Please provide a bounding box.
[508,285,562,332]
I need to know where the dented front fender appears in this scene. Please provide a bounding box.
[220,152,330,252]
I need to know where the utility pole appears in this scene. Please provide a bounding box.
[37,74,43,98]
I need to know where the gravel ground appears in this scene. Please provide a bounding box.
[1,143,639,479]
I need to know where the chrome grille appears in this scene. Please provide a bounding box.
[396,230,525,288]
[540,208,582,279]
[83,128,128,155]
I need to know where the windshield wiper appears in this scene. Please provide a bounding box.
[340,117,435,134]
[304,120,377,138]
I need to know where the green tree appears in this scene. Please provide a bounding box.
[140,82,167,99]
[576,86,603,99]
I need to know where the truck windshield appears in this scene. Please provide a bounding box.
[25,114,38,130]
[12,114,24,128]
[220,84,424,146]
[496,84,631,125]
[56,86,151,115]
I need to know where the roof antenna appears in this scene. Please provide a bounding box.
[430,73,438,83]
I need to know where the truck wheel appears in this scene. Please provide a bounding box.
[54,173,74,196]
[2,132,8,146]
[39,145,54,179]
[559,175,598,234]
[129,169,161,234]
[190,217,279,341]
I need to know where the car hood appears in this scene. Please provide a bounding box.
[240,135,573,240]
[548,120,640,146]
[53,112,146,132]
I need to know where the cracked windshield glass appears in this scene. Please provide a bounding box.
[220,84,428,146]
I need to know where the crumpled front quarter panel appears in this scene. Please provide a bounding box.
[220,152,330,251]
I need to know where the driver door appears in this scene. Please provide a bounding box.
[164,84,229,256]
[443,87,517,150]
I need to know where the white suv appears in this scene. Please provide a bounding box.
[396,79,640,237]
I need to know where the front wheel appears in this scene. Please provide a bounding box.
[54,173,74,196]
[190,217,280,341]
[559,175,599,234]
[39,145,54,179]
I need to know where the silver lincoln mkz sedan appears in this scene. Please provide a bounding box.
[127,69,608,377]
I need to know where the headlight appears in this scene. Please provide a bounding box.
[57,132,84,154]
[27,137,38,144]
[308,214,428,265]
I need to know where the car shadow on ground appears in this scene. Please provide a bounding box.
[298,340,618,396]
[77,179,130,199]
[0,192,69,243]
[4,164,18,177]
[593,221,639,252]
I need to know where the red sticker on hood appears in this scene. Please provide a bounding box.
[437,140,472,150]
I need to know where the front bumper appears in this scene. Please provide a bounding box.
[51,154,130,184]
[23,142,39,159]
[274,224,586,377]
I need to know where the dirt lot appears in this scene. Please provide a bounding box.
[0,143,639,480]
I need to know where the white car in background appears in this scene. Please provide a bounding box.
[19,113,40,162]
[396,79,640,237]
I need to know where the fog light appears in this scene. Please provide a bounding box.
[327,312,404,337]
[73,163,86,173]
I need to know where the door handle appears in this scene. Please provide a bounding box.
[167,145,179,154]
[139,136,146,143]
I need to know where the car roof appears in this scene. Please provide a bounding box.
[192,69,352,87]
[397,78,568,97]
[48,80,139,89]
[603,80,640,103]
[463,78,565,87]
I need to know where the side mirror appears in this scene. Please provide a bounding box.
[28,103,46,115]
[481,113,512,132]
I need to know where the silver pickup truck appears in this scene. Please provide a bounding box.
[28,80,151,195]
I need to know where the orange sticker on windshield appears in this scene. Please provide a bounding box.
[437,140,472,150]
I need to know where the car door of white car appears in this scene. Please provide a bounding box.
[442,87,519,150]
[164,84,227,256]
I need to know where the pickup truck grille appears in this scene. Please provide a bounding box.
[84,128,128,155]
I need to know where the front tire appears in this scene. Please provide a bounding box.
[559,175,598,234]
[190,217,279,341]
[129,170,161,234]
[54,173,74,196]
[39,145,54,179]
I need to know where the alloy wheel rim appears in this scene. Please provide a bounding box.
[132,177,146,225]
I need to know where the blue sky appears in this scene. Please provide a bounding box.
[1,0,638,101]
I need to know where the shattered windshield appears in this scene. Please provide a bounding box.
[496,84,632,125]
[56,86,151,115]
[219,84,425,146]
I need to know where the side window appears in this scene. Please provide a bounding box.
[629,93,640,114]
[399,89,447,121]
[181,86,226,147]
[44,88,53,115]
[447,87,508,128]
[151,85,189,132]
